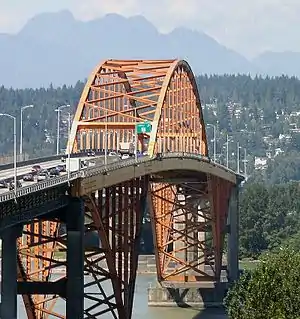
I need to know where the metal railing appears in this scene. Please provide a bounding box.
[0,153,239,203]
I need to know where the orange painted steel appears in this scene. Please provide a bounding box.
[67,59,207,156]
[18,59,234,318]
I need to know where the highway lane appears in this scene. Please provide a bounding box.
[0,156,100,194]
[0,155,119,195]
[0,159,64,180]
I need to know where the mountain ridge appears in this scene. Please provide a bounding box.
[0,10,298,88]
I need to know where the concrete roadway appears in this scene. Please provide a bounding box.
[0,156,107,195]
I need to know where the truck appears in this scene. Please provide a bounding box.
[66,158,86,172]
[119,142,134,155]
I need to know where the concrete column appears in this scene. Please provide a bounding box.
[66,198,85,318]
[227,186,239,282]
[1,225,22,319]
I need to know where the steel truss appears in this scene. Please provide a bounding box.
[17,176,148,318]
[150,174,233,284]
[16,59,235,318]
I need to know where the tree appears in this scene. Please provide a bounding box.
[225,248,300,319]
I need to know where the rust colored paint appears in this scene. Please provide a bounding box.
[18,59,236,318]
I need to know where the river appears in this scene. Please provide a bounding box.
[16,274,227,318]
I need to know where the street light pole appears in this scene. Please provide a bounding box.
[135,107,138,162]
[20,104,34,157]
[244,148,247,178]
[55,104,70,155]
[104,108,108,166]
[237,142,240,174]
[0,113,17,197]
[67,113,71,183]
[226,134,229,168]
[207,124,217,162]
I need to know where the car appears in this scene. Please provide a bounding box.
[31,164,42,172]
[109,151,117,157]
[121,154,130,160]
[8,180,22,191]
[23,173,34,182]
[87,150,95,157]
[37,170,49,181]
[61,155,66,162]
[56,165,66,172]
[48,168,60,177]
[0,180,7,188]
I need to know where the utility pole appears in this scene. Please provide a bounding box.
[20,104,34,157]
[244,148,247,178]
[226,134,229,168]
[104,108,108,166]
[135,107,138,162]
[237,142,240,174]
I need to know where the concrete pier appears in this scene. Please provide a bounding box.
[148,282,228,308]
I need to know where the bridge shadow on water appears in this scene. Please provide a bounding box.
[192,308,227,319]
[165,287,228,319]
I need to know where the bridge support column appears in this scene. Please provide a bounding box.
[66,198,84,318]
[1,225,22,319]
[227,186,239,282]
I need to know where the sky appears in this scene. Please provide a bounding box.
[0,0,299,58]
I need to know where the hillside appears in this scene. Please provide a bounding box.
[0,10,254,88]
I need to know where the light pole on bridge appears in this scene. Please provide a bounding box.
[207,124,217,162]
[55,104,70,155]
[20,104,34,158]
[0,113,17,197]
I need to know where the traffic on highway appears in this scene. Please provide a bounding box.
[0,149,148,195]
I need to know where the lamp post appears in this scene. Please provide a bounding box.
[243,148,248,178]
[237,142,241,174]
[226,134,229,168]
[134,107,138,162]
[67,112,71,182]
[55,104,70,155]
[0,113,17,196]
[207,124,217,162]
[104,108,108,166]
[20,104,34,157]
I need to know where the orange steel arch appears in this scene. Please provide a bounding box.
[66,59,208,157]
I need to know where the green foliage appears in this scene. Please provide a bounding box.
[0,74,300,181]
[225,248,300,319]
[239,182,300,258]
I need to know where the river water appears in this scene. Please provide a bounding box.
[16,274,227,318]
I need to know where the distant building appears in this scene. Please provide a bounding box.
[254,157,268,170]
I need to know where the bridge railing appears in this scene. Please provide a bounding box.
[0,153,239,203]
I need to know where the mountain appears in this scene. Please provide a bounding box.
[252,51,300,78]
[0,10,255,88]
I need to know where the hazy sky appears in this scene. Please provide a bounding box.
[0,0,299,58]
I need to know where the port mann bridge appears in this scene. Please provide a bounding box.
[0,59,242,319]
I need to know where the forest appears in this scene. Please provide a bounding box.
[1,74,300,257]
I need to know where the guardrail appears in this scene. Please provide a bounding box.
[0,153,240,203]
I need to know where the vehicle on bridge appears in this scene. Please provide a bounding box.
[37,170,50,181]
[0,180,8,188]
[31,164,42,173]
[48,168,60,177]
[56,164,66,172]
[8,180,22,190]
[23,173,34,182]
[87,150,95,157]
